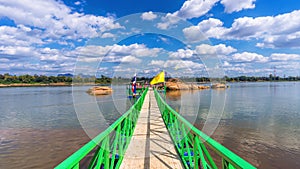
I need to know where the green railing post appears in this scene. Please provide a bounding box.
[153,89,256,169]
[55,88,148,169]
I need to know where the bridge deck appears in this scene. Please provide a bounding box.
[120,89,183,169]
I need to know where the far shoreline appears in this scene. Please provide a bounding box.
[0,81,299,88]
[0,83,111,88]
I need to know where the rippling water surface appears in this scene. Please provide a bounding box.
[0,85,131,168]
[0,82,299,168]
[166,82,300,169]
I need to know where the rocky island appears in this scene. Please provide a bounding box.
[166,78,210,90]
[87,86,113,95]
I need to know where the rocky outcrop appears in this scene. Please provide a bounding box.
[166,78,210,90]
[87,86,113,95]
[166,78,188,90]
[198,85,210,90]
[211,83,228,89]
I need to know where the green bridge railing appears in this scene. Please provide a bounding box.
[55,88,148,169]
[154,89,256,169]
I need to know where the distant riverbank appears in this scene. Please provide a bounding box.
[0,83,102,87]
[1,80,299,88]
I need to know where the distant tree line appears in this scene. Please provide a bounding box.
[223,75,300,82]
[174,76,300,82]
[0,73,299,85]
[0,73,73,84]
[0,73,112,84]
[178,76,300,82]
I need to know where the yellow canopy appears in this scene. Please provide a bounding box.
[150,71,165,85]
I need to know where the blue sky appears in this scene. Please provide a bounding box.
[0,0,300,77]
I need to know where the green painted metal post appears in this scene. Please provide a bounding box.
[153,89,256,169]
[55,88,148,169]
[56,88,255,169]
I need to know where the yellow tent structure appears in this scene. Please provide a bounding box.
[150,71,165,85]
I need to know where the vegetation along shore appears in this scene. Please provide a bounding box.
[0,73,299,87]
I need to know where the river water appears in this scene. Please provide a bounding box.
[0,82,299,168]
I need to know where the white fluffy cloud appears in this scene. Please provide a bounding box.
[182,25,206,42]
[232,52,268,63]
[156,13,181,30]
[195,44,237,55]
[0,43,162,74]
[168,44,236,62]
[166,60,204,69]
[149,60,204,69]
[174,0,219,19]
[271,61,300,71]
[120,55,141,63]
[0,0,122,74]
[184,10,300,48]
[148,59,168,68]
[74,44,162,64]
[221,51,300,76]
[223,61,232,67]
[132,47,161,57]
[183,18,227,42]
[270,53,300,61]
[101,33,115,38]
[149,60,165,66]
[74,1,81,5]
[141,11,157,20]
[157,0,259,30]
[75,44,161,58]
[157,0,219,30]
[256,31,300,48]
[169,49,194,59]
[0,0,122,43]
[0,46,36,57]
[228,10,300,48]
[0,45,77,74]
[221,0,256,13]
[0,25,44,47]
[107,44,161,58]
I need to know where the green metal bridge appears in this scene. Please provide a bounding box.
[55,88,256,169]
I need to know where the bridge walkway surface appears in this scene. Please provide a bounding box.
[120,88,183,169]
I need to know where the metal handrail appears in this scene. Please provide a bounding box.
[55,88,148,169]
[154,89,256,169]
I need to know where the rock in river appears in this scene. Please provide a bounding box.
[166,78,210,90]
[87,86,113,95]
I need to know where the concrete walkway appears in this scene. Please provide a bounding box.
[120,89,183,169]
